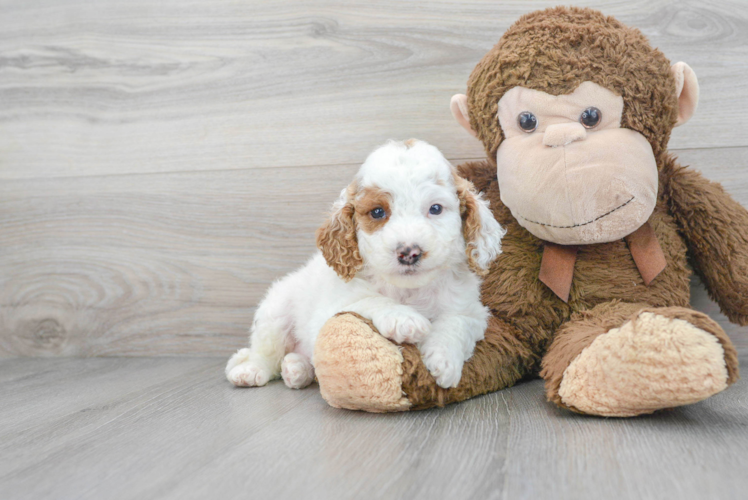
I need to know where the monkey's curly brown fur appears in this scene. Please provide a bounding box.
[314,7,747,415]
[468,7,678,161]
[395,7,747,410]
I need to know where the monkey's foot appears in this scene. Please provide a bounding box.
[554,310,738,417]
[314,313,411,412]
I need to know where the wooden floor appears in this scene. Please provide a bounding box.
[2,355,747,500]
[2,1,748,499]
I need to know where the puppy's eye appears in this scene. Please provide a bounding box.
[517,111,537,132]
[429,204,443,215]
[580,107,601,128]
[370,207,386,219]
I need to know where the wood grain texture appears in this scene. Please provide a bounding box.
[1,0,748,356]
[2,149,748,356]
[1,356,746,500]
[1,0,747,180]
[500,366,748,499]
[0,164,355,356]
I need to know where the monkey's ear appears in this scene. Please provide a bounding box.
[671,62,699,127]
[315,185,363,281]
[450,94,478,137]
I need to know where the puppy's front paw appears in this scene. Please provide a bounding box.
[227,361,272,387]
[421,345,463,389]
[374,307,431,344]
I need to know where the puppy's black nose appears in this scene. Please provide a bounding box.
[396,245,422,266]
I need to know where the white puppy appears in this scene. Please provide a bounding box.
[226,139,505,389]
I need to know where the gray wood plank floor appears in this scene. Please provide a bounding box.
[2,356,747,500]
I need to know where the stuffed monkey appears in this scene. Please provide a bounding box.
[313,7,745,416]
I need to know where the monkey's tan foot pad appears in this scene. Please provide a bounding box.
[558,312,731,417]
[314,313,411,412]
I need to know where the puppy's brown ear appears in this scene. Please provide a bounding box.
[454,172,505,276]
[316,183,363,281]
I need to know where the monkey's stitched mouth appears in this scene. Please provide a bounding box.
[517,196,635,229]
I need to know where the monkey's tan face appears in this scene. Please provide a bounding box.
[495,82,658,245]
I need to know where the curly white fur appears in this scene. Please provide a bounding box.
[226,140,505,389]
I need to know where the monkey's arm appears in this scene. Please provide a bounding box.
[667,161,748,325]
[456,160,496,193]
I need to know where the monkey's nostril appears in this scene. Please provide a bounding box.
[396,244,423,266]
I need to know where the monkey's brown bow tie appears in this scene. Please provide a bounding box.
[539,222,667,302]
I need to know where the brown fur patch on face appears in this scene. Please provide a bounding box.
[354,186,391,235]
[453,171,486,275]
[467,6,679,162]
[403,138,418,148]
[316,182,363,281]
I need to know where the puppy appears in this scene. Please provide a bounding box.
[226,139,505,389]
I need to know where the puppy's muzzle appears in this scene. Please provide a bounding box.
[396,244,422,266]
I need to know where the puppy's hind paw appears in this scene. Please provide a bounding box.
[227,361,273,387]
[281,353,315,389]
[421,345,463,389]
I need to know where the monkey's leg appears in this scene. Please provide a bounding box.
[541,302,739,417]
[314,312,537,412]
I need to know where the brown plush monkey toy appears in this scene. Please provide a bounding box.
[312,7,746,416]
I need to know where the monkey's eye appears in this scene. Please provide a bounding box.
[580,107,602,128]
[429,204,443,215]
[370,207,386,219]
[517,111,538,132]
